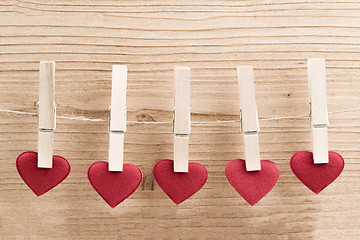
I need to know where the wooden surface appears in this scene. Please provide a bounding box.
[1,1,360,239]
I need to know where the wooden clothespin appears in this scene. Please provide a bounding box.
[38,61,56,168]
[173,66,191,172]
[108,65,127,171]
[308,58,329,164]
[238,66,261,171]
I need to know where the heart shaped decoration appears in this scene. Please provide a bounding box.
[16,151,70,196]
[225,159,279,206]
[153,159,207,204]
[290,151,344,194]
[87,161,142,208]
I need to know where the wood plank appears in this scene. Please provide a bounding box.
[1,1,360,239]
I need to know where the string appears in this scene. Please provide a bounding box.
[0,107,359,124]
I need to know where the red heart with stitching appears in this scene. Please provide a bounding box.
[225,159,279,206]
[16,151,70,196]
[153,159,207,204]
[88,161,142,208]
[290,151,344,194]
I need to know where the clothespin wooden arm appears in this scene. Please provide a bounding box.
[308,58,329,164]
[173,66,191,172]
[238,66,261,171]
[108,65,127,171]
[38,61,55,168]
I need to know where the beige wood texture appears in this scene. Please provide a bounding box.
[38,61,55,168]
[108,65,127,171]
[1,1,360,239]
[238,66,261,171]
[308,58,329,164]
[174,66,190,172]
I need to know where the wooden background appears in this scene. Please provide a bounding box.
[1,0,360,239]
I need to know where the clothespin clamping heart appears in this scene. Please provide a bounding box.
[88,65,142,208]
[153,67,208,205]
[290,59,344,194]
[225,66,279,206]
[16,61,70,196]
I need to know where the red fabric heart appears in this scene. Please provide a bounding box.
[16,151,70,196]
[153,159,208,204]
[87,161,142,208]
[290,151,344,194]
[225,159,279,206]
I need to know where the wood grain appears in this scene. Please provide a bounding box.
[1,0,360,239]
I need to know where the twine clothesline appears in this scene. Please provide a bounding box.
[0,107,359,125]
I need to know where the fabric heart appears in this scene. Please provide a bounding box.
[153,159,207,204]
[290,151,344,194]
[87,161,142,208]
[16,151,70,196]
[225,159,279,206]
